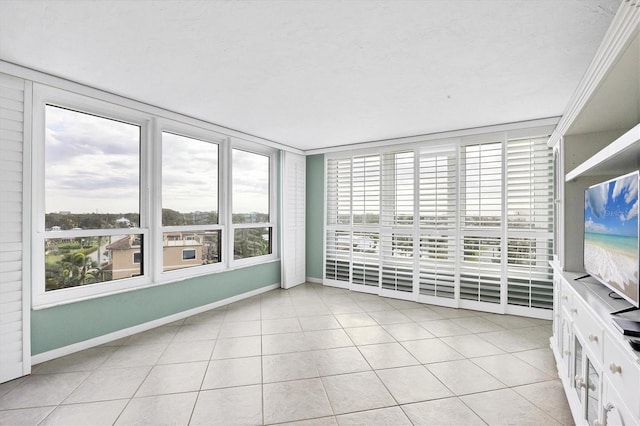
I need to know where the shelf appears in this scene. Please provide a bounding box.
[565,123,640,181]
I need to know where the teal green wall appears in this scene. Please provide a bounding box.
[306,154,324,280]
[32,261,281,355]
[32,156,284,356]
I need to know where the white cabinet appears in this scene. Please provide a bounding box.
[551,269,640,426]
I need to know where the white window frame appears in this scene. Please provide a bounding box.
[154,118,227,281]
[31,83,280,309]
[32,84,152,308]
[229,141,278,267]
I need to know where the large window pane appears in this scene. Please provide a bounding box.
[45,105,140,229]
[162,230,221,271]
[234,227,272,259]
[45,234,143,291]
[232,149,269,223]
[162,132,218,226]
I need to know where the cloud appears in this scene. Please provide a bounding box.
[586,183,608,218]
[612,173,639,205]
[627,199,639,221]
[585,218,607,233]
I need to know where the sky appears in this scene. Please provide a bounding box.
[585,172,639,238]
[45,105,269,216]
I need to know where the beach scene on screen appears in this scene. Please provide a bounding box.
[584,172,639,303]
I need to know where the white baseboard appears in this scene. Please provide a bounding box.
[32,283,280,365]
[305,277,322,284]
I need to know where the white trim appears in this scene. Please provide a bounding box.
[308,117,560,155]
[548,1,640,147]
[0,61,304,155]
[22,79,33,376]
[31,283,280,365]
[305,277,323,284]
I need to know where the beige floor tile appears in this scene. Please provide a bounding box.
[356,300,396,313]
[156,339,215,364]
[418,319,472,337]
[0,372,90,409]
[328,302,365,315]
[513,347,560,376]
[358,342,419,369]
[513,380,574,425]
[376,365,452,404]
[451,316,505,333]
[115,392,197,425]
[472,353,551,386]
[191,385,262,425]
[401,397,486,425]
[262,332,310,355]
[344,326,395,345]
[334,313,377,328]
[401,339,464,364]
[279,416,338,426]
[135,361,207,397]
[367,310,411,325]
[461,388,561,425]
[480,325,552,352]
[0,406,55,425]
[202,356,262,389]
[382,323,435,341]
[263,352,319,383]
[172,322,222,342]
[32,347,116,374]
[336,406,412,425]
[427,306,479,319]
[211,335,261,359]
[427,359,506,395]
[312,347,371,376]
[440,334,504,358]
[481,313,546,329]
[305,329,353,350]
[41,399,127,426]
[100,343,166,368]
[123,325,180,345]
[399,307,444,321]
[262,317,303,334]
[263,378,333,424]
[217,319,262,338]
[64,367,150,404]
[322,371,395,415]
[299,315,341,331]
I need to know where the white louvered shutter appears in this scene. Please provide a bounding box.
[506,137,554,309]
[419,146,457,299]
[381,151,414,227]
[282,152,306,289]
[0,73,29,383]
[460,142,503,304]
[352,155,380,225]
[325,157,352,284]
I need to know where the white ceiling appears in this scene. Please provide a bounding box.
[0,0,620,152]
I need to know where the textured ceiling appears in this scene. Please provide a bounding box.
[0,0,620,151]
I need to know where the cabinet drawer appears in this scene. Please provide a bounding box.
[603,375,639,426]
[604,333,640,418]
[559,281,572,310]
[572,297,603,361]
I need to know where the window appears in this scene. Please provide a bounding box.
[36,95,147,304]
[33,84,278,307]
[231,148,274,260]
[324,128,554,316]
[161,129,222,273]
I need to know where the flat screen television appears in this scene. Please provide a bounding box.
[584,170,640,308]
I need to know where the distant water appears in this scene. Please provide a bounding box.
[585,232,638,257]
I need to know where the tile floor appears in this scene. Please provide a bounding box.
[0,283,574,425]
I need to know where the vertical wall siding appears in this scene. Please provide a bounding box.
[0,73,26,383]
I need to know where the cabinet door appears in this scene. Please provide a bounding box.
[574,335,584,402]
[586,357,601,426]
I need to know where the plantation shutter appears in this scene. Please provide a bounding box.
[506,137,554,309]
[419,146,457,299]
[352,155,380,225]
[325,157,351,284]
[352,230,380,287]
[282,151,306,289]
[0,73,29,383]
[381,151,414,226]
[460,141,502,304]
[381,233,414,292]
